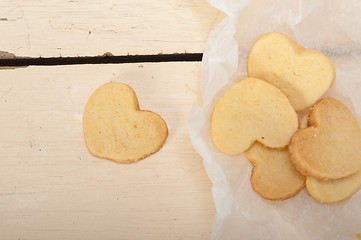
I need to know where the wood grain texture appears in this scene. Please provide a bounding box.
[0,63,214,239]
[0,0,224,58]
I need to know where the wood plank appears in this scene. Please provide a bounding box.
[0,63,214,239]
[0,0,224,58]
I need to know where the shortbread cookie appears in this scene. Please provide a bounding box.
[247,32,335,111]
[289,98,361,180]
[245,142,305,200]
[211,77,298,155]
[300,110,361,203]
[83,82,168,163]
[306,171,361,203]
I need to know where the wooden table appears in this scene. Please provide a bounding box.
[0,1,224,239]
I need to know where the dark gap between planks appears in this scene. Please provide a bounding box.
[0,53,203,67]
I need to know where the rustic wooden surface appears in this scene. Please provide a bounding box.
[0,1,223,239]
[0,63,215,239]
[0,0,224,57]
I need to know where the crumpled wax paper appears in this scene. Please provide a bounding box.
[188,0,361,239]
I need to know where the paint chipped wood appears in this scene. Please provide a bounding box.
[0,0,224,58]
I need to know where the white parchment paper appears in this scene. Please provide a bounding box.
[188,0,361,239]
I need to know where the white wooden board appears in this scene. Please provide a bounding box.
[0,63,215,239]
[0,0,223,58]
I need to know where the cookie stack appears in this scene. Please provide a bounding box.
[211,32,361,203]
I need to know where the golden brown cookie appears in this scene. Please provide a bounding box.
[83,82,168,163]
[247,32,335,111]
[289,98,361,180]
[306,171,361,203]
[300,109,361,203]
[211,77,298,155]
[245,142,306,200]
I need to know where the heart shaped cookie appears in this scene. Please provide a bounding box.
[289,98,361,180]
[245,142,305,200]
[300,110,361,203]
[83,82,168,163]
[211,77,298,155]
[306,171,361,204]
[247,32,335,111]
